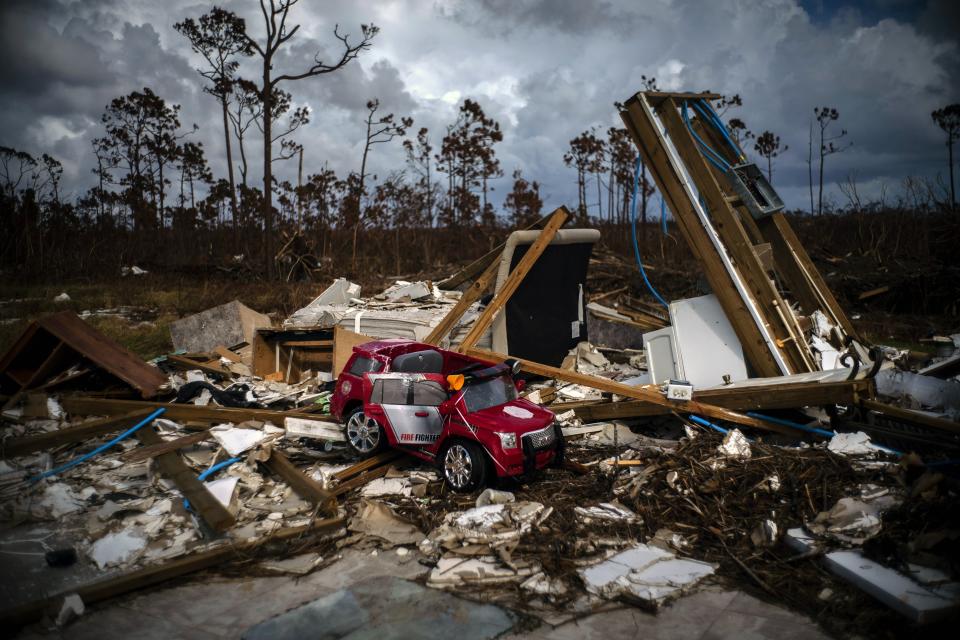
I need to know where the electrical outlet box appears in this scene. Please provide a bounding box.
[728,162,784,219]
[666,379,694,401]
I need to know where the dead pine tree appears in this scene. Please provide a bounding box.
[753,131,788,183]
[931,104,960,210]
[353,99,412,271]
[240,0,377,278]
[174,8,252,241]
[814,106,851,215]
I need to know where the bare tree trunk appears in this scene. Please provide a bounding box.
[297,146,303,229]
[949,139,956,210]
[222,96,238,242]
[262,68,274,277]
[808,120,815,215]
[818,131,825,216]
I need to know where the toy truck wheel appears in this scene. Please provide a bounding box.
[441,440,488,493]
[344,408,385,458]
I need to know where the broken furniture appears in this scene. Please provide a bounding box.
[252,327,334,382]
[0,311,167,408]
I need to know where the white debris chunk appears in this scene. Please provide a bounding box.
[39,483,85,518]
[428,555,537,588]
[828,431,879,456]
[205,476,240,513]
[89,529,147,569]
[750,519,779,547]
[807,497,884,544]
[53,292,70,303]
[361,477,411,498]
[54,594,84,628]
[210,424,266,456]
[476,488,516,507]
[580,543,715,608]
[717,429,751,459]
[284,417,345,441]
[574,502,640,523]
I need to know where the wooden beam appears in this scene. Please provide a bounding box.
[2,409,154,458]
[60,396,334,425]
[263,449,335,512]
[331,463,392,497]
[465,347,805,437]
[457,207,569,351]
[166,354,234,379]
[333,450,403,483]
[564,378,873,421]
[0,515,345,628]
[424,252,502,346]
[861,399,960,436]
[761,213,859,340]
[135,426,235,532]
[620,97,783,378]
[120,430,212,462]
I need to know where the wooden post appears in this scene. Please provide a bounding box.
[424,253,502,346]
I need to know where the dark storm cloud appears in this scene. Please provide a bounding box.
[0,0,956,209]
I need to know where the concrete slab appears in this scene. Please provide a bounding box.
[242,576,515,640]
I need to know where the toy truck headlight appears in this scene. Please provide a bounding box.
[341,380,352,394]
[496,432,518,449]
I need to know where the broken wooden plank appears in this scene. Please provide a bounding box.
[333,450,403,483]
[858,286,891,301]
[165,354,234,379]
[0,515,345,628]
[120,430,212,463]
[2,409,155,458]
[263,449,335,512]
[861,399,960,436]
[564,378,873,421]
[465,347,803,437]
[135,426,235,532]
[424,252,502,346]
[59,396,332,425]
[331,463,393,497]
[457,207,569,352]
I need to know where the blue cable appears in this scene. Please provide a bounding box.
[660,196,668,236]
[746,411,902,455]
[688,414,729,435]
[630,156,669,310]
[693,99,743,162]
[681,102,731,173]
[184,456,242,511]
[746,412,835,439]
[29,408,166,483]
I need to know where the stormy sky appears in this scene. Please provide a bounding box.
[1,0,957,214]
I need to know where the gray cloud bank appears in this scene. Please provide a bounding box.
[1,0,957,212]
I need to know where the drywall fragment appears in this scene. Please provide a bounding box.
[579,543,715,608]
[89,529,147,569]
[210,424,265,456]
[476,488,515,507]
[284,417,345,442]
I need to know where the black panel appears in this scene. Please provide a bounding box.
[504,242,594,367]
